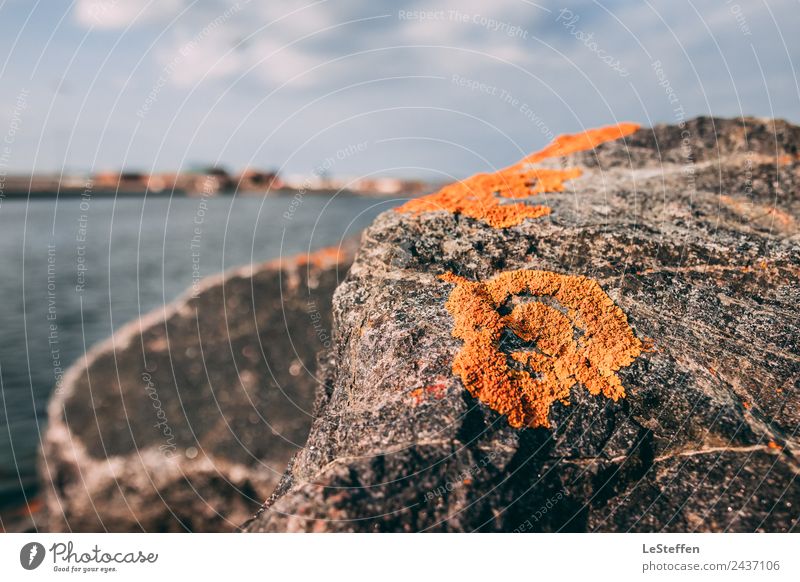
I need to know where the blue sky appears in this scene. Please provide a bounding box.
[0,0,797,179]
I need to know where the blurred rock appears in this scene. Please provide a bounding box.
[41,244,354,532]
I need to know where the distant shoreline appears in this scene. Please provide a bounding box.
[0,188,404,200]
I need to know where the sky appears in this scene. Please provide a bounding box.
[0,0,797,180]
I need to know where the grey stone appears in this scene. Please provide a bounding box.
[244,117,799,532]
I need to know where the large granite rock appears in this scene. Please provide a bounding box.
[244,117,799,532]
[41,245,353,532]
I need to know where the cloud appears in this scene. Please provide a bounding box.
[33,0,800,175]
[74,0,551,89]
[74,0,186,30]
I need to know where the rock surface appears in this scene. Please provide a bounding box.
[244,117,799,532]
[41,244,353,532]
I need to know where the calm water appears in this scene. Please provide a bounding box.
[0,192,402,510]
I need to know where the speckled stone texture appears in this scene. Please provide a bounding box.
[41,246,353,532]
[244,117,799,532]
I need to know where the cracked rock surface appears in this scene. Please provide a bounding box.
[41,246,353,532]
[244,117,799,532]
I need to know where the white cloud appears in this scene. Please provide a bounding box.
[74,0,548,88]
[56,0,799,176]
[157,31,245,86]
[75,0,187,30]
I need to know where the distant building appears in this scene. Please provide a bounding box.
[172,166,234,195]
[236,169,283,193]
[350,177,429,196]
[93,171,154,193]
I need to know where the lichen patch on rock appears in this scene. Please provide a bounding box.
[440,269,644,428]
[396,123,640,228]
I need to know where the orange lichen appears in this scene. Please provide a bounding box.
[268,245,346,270]
[521,122,641,163]
[294,246,347,268]
[440,269,643,428]
[768,441,781,450]
[410,381,448,406]
[764,207,796,229]
[720,195,797,231]
[397,123,640,228]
